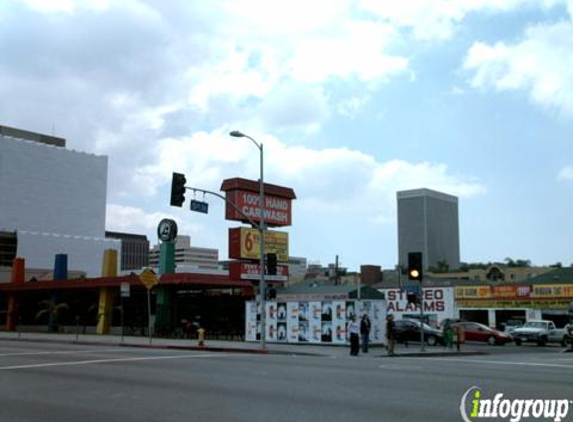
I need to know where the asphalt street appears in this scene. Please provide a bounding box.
[0,340,572,422]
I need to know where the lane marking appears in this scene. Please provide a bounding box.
[418,357,573,369]
[0,353,230,370]
[0,348,131,357]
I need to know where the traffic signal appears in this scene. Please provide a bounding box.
[266,253,277,275]
[170,172,186,207]
[407,252,423,281]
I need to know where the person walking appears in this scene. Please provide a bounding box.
[360,314,371,353]
[348,315,360,356]
[386,314,396,356]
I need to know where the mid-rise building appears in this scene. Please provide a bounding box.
[105,231,149,271]
[397,188,460,271]
[0,125,119,276]
[149,235,218,271]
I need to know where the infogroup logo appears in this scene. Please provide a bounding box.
[460,387,571,422]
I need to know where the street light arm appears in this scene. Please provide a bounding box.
[184,186,262,230]
[229,130,262,150]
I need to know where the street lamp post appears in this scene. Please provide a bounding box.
[229,130,266,349]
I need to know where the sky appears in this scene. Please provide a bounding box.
[1,0,573,271]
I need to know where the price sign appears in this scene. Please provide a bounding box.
[229,227,288,261]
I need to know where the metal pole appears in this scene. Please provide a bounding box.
[121,295,124,342]
[259,143,266,349]
[147,289,152,345]
[419,278,425,352]
[229,131,266,349]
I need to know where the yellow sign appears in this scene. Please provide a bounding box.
[531,284,573,298]
[234,228,289,261]
[139,268,159,290]
[455,286,491,299]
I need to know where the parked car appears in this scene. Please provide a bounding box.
[394,319,444,346]
[513,320,568,346]
[451,321,513,345]
[500,319,523,335]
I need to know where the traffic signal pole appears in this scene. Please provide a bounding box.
[419,278,425,352]
[407,252,425,352]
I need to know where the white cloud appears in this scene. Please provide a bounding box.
[557,166,573,181]
[463,19,573,116]
[337,95,371,118]
[20,0,76,14]
[359,0,566,40]
[124,127,486,222]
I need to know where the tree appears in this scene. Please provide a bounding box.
[35,300,69,332]
[505,257,516,267]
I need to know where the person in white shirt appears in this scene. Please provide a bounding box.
[348,315,360,356]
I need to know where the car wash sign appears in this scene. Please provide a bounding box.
[381,287,454,321]
[220,178,296,227]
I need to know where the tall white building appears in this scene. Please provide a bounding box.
[0,125,119,277]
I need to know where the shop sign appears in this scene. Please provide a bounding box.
[225,190,292,226]
[454,286,491,299]
[229,227,289,261]
[457,299,571,309]
[383,288,453,317]
[229,262,288,282]
[531,284,573,298]
[492,285,531,299]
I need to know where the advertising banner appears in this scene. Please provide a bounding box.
[309,301,322,343]
[245,300,386,345]
[266,302,278,342]
[276,302,287,341]
[287,302,299,342]
[245,302,258,342]
[228,227,289,261]
[332,301,346,344]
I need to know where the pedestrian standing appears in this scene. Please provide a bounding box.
[348,315,360,356]
[360,314,371,353]
[386,314,396,356]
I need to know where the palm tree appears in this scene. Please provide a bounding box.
[35,300,69,332]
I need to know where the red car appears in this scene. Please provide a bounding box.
[452,322,513,345]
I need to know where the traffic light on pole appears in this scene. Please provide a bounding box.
[266,253,277,275]
[407,252,423,281]
[170,172,186,207]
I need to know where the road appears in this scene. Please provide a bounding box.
[0,340,571,422]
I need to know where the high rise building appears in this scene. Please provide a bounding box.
[397,188,460,271]
[0,125,119,276]
[105,231,149,271]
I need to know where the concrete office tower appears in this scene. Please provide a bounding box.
[397,188,460,271]
[0,125,119,276]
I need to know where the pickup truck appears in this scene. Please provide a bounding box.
[513,320,568,346]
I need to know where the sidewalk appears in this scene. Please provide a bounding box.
[0,331,486,358]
